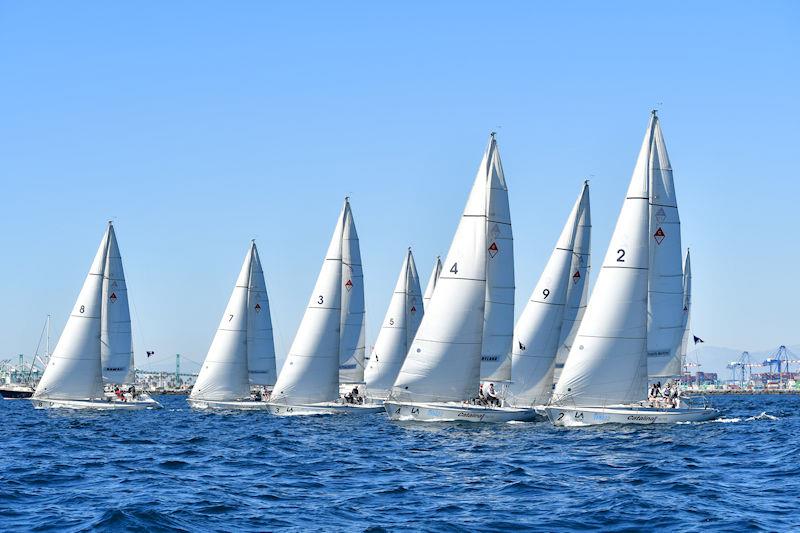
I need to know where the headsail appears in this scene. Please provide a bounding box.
[339,201,366,383]
[364,248,423,398]
[190,244,254,401]
[246,242,277,386]
[553,184,591,384]
[100,223,134,385]
[509,182,588,406]
[422,256,442,309]
[34,227,109,400]
[271,200,346,404]
[393,135,498,403]
[480,138,515,382]
[553,115,654,407]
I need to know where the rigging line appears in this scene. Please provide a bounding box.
[25,316,48,383]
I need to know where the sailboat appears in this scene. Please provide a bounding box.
[507,182,590,415]
[267,198,383,415]
[364,248,423,402]
[385,134,537,423]
[545,112,718,426]
[188,241,277,409]
[32,223,162,409]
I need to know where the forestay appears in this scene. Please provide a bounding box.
[553,117,654,407]
[509,182,589,406]
[646,115,686,379]
[364,248,423,398]
[271,201,347,404]
[34,226,110,400]
[101,224,134,385]
[392,135,498,403]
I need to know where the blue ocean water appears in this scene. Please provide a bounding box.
[1,395,797,532]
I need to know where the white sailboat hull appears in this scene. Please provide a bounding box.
[31,396,163,410]
[187,398,271,410]
[384,400,540,423]
[266,401,384,416]
[544,405,719,426]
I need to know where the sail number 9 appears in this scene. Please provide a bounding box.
[542,289,550,299]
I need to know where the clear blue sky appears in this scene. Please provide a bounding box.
[1,2,797,373]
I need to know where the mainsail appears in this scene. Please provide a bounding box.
[271,199,348,404]
[339,203,366,383]
[674,251,692,378]
[101,223,134,385]
[553,116,654,407]
[553,184,591,384]
[509,182,589,406]
[34,225,112,400]
[480,138,515,382]
[422,256,442,309]
[364,248,423,398]
[246,243,277,386]
[393,134,500,403]
[646,114,685,379]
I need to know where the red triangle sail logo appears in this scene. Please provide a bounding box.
[410,306,417,313]
[345,279,353,291]
[654,227,666,245]
[254,303,262,313]
[488,242,499,258]
[109,292,117,303]
[572,270,581,283]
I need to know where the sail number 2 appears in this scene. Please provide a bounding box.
[616,249,625,262]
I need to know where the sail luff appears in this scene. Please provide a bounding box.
[509,183,586,406]
[480,137,515,382]
[553,115,654,407]
[392,137,492,403]
[34,226,110,400]
[246,242,277,386]
[271,201,346,404]
[190,245,253,401]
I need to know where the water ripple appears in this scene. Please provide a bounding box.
[1,395,798,531]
